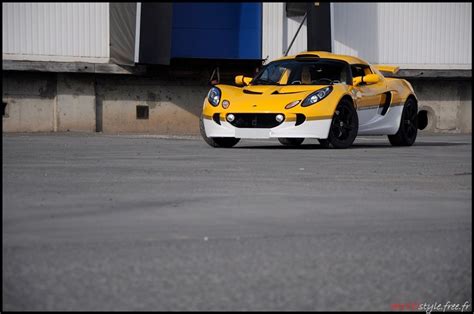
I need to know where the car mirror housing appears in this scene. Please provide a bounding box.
[353,74,380,86]
[235,75,252,86]
[364,74,381,85]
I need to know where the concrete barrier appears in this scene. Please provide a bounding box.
[2,71,472,134]
[56,74,96,132]
[2,72,56,132]
[95,75,208,134]
[411,79,472,133]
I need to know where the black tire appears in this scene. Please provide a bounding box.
[318,99,359,149]
[199,115,240,148]
[388,98,418,146]
[278,138,304,146]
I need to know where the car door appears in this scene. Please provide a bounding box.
[351,64,388,127]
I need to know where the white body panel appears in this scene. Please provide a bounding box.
[203,104,404,139]
[357,105,404,135]
[203,118,332,139]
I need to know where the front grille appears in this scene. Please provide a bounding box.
[229,113,283,128]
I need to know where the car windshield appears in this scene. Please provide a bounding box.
[251,59,349,86]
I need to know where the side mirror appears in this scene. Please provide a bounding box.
[353,74,381,86]
[364,74,381,85]
[235,75,252,86]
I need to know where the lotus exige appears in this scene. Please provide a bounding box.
[200,51,426,148]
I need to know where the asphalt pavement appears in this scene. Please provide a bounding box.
[2,133,472,311]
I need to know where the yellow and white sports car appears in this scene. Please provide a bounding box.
[200,51,425,148]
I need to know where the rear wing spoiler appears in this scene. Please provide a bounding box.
[373,65,400,74]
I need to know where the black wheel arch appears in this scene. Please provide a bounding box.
[405,94,428,130]
[321,97,359,149]
[339,94,355,107]
[406,94,418,106]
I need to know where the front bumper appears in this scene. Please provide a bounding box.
[203,115,332,139]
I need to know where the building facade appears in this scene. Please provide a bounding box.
[2,2,472,134]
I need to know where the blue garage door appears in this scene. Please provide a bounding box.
[171,2,262,60]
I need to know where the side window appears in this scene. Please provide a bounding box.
[259,68,269,81]
[351,65,369,78]
[363,66,372,75]
[260,64,286,82]
[351,64,372,85]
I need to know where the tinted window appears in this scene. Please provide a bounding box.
[351,64,371,78]
[252,59,349,85]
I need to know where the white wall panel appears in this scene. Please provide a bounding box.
[332,2,471,69]
[262,2,307,62]
[2,2,109,63]
[286,15,307,57]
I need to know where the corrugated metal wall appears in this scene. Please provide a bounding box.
[332,2,472,69]
[262,3,307,62]
[2,3,109,63]
[3,2,471,69]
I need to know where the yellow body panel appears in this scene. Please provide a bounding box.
[373,65,400,74]
[203,84,355,122]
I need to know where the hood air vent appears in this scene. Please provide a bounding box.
[243,89,263,95]
[272,90,303,95]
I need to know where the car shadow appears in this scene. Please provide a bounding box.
[234,142,469,150]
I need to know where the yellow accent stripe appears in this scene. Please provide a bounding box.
[358,105,381,111]
[306,115,333,121]
[202,114,213,120]
[357,102,404,111]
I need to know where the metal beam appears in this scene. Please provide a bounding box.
[284,12,308,56]
[386,69,472,79]
[2,60,146,75]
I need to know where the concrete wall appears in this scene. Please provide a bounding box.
[2,72,97,132]
[96,75,207,134]
[411,79,472,133]
[2,72,56,132]
[2,71,472,135]
[2,71,208,135]
[56,74,96,132]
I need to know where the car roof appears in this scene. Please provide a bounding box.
[273,51,370,66]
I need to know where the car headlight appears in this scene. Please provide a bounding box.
[301,86,333,107]
[207,87,221,106]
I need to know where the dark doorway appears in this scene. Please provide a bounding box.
[307,3,332,52]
